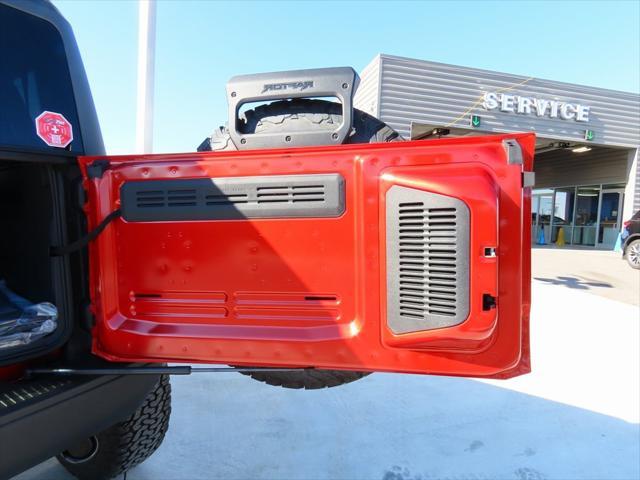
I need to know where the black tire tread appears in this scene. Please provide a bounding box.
[57,375,171,480]
[243,369,371,390]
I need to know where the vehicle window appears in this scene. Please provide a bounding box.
[0,4,83,152]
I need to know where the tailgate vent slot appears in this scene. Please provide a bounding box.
[167,189,197,207]
[122,174,343,221]
[205,193,249,205]
[256,184,325,204]
[386,186,469,334]
[135,189,198,208]
[136,190,165,208]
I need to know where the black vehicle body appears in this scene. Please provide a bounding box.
[0,1,159,478]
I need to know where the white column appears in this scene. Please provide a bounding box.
[135,0,157,154]
[623,148,639,221]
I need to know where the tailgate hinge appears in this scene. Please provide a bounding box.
[522,171,536,188]
[86,159,111,179]
[502,139,523,165]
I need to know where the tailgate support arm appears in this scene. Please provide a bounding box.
[27,366,312,377]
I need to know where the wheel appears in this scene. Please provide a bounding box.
[199,99,402,389]
[626,239,640,269]
[57,375,171,480]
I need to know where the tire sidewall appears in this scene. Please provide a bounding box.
[626,239,640,269]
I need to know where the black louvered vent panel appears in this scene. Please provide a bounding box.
[386,186,469,334]
[205,193,249,205]
[121,174,344,221]
[135,190,164,208]
[167,189,197,207]
[256,185,325,204]
[135,189,198,208]
[398,202,458,319]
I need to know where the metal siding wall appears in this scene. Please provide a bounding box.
[635,155,640,212]
[534,147,629,188]
[373,54,640,148]
[353,56,380,118]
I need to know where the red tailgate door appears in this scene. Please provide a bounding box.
[81,133,534,379]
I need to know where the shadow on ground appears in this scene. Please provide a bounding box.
[534,276,613,290]
[16,373,640,480]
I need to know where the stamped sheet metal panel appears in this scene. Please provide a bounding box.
[80,134,534,379]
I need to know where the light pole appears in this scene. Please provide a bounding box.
[135,0,156,154]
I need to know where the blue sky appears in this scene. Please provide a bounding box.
[53,0,640,154]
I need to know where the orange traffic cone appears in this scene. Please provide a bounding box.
[556,227,565,246]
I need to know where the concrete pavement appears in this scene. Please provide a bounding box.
[532,247,640,305]
[16,252,640,480]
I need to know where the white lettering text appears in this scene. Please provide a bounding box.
[517,96,532,114]
[482,92,499,110]
[576,105,590,122]
[534,98,549,116]
[560,103,576,120]
[482,91,590,122]
[500,94,516,112]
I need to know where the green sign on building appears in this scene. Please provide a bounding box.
[584,129,595,141]
[470,115,481,128]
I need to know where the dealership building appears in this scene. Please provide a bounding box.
[355,54,640,249]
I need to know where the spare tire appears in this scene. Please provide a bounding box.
[198,98,401,151]
[199,99,403,390]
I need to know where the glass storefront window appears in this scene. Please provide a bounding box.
[532,189,555,245]
[531,195,539,241]
[575,186,599,226]
[552,187,575,243]
[572,186,600,246]
[599,190,624,246]
[532,193,553,244]
[539,196,553,220]
[532,184,624,249]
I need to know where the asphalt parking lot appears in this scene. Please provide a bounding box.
[17,249,640,480]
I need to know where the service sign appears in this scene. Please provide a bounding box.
[482,92,590,122]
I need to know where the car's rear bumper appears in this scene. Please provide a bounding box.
[0,372,159,479]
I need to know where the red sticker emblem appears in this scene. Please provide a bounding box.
[35,111,74,148]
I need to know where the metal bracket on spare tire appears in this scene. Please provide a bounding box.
[226,67,359,150]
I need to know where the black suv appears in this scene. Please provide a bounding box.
[622,210,640,269]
